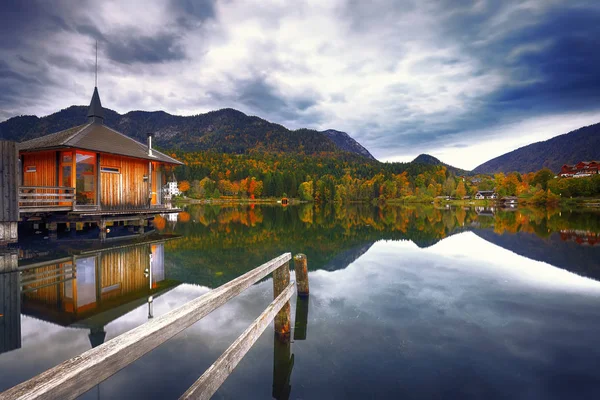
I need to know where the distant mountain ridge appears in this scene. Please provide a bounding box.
[473,122,600,174]
[0,106,374,159]
[321,129,375,160]
[412,154,467,175]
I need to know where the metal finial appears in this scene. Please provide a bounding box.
[95,40,98,87]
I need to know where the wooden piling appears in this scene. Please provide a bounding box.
[69,222,77,237]
[293,296,309,341]
[293,254,309,296]
[138,218,145,234]
[99,220,107,241]
[47,222,58,240]
[272,332,294,399]
[273,261,291,340]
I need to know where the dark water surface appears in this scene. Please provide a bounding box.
[1,204,600,399]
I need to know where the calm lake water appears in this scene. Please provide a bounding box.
[1,204,600,399]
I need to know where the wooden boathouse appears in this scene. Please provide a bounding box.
[1,86,183,242]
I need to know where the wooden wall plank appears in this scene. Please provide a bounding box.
[21,151,57,188]
[0,141,18,223]
[100,154,150,209]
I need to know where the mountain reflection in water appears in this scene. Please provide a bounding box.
[0,204,599,399]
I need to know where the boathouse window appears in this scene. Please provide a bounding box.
[76,151,97,205]
[100,166,120,174]
[60,151,73,188]
[25,166,36,172]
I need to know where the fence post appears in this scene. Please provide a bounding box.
[273,261,291,341]
[293,254,309,296]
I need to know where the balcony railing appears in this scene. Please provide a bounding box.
[18,186,75,211]
[18,186,179,215]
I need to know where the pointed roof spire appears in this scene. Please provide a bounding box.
[87,86,104,124]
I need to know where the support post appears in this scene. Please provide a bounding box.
[98,220,107,241]
[138,219,145,235]
[272,332,294,400]
[273,261,291,341]
[48,222,58,240]
[69,222,77,237]
[293,254,309,296]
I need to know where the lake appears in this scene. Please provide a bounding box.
[1,204,600,399]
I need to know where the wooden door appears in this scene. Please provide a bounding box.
[100,169,123,209]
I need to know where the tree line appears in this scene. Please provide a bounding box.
[171,151,600,203]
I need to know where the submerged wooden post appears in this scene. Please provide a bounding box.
[273,261,291,341]
[293,254,309,296]
[272,332,294,400]
[293,296,309,341]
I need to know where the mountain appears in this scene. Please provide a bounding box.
[0,106,374,159]
[473,122,600,174]
[412,154,467,175]
[321,129,375,160]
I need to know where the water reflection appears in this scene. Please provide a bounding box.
[1,204,600,399]
[159,204,600,284]
[0,236,180,364]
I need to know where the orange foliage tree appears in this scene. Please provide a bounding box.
[178,180,191,193]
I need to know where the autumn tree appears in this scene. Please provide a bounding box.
[178,180,190,193]
[456,180,467,198]
[531,168,554,190]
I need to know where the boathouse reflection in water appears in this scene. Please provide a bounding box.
[1,237,180,356]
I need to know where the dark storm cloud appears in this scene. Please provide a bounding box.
[171,0,217,28]
[103,34,186,64]
[348,0,600,158]
[0,1,68,49]
[209,75,324,125]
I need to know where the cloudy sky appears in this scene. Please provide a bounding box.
[1,0,600,169]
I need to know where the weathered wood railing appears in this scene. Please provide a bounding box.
[18,186,75,211]
[1,252,311,400]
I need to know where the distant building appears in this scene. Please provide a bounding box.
[559,161,599,178]
[501,196,518,205]
[163,173,180,200]
[475,190,497,200]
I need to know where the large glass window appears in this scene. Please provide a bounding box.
[76,151,96,205]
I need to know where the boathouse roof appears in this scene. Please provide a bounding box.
[18,87,183,165]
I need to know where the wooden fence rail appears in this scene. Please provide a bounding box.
[1,252,294,400]
[18,186,75,211]
[181,282,296,400]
